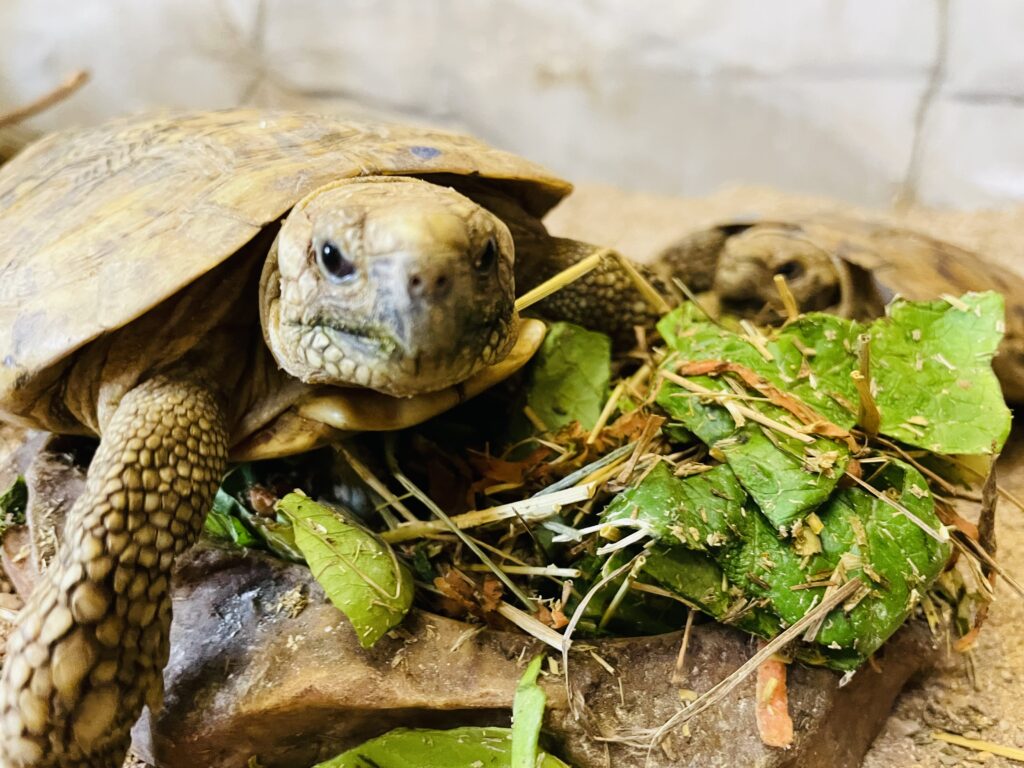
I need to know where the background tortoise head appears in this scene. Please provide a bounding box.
[263,176,518,396]
[707,225,844,320]
[656,217,1024,402]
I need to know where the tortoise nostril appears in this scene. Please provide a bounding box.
[408,272,452,299]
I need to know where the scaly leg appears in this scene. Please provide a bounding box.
[0,376,227,767]
[517,236,668,347]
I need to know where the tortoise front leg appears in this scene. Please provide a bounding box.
[0,377,227,767]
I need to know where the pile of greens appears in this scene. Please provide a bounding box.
[202,291,1009,762]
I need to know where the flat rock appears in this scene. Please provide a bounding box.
[133,543,941,768]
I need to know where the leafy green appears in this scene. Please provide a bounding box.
[277,493,413,648]
[203,466,307,562]
[204,488,261,548]
[569,551,687,636]
[641,544,780,638]
[656,305,853,531]
[868,292,1011,454]
[719,460,951,664]
[601,462,747,550]
[0,475,27,535]
[511,655,547,768]
[520,322,611,432]
[605,402,952,666]
[658,305,862,428]
[313,655,570,767]
[312,727,572,768]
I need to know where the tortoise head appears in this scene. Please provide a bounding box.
[261,176,518,396]
[711,226,844,319]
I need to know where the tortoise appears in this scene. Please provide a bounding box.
[656,216,1024,401]
[0,110,666,767]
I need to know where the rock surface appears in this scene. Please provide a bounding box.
[1,431,941,767]
[129,542,939,768]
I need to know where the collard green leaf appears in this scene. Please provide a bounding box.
[868,292,1011,454]
[313,727,571,768]
[641,544,780,638]
[601,462,747,550]
[278,493,413,648]
[656,306,852,530]
[720,460,951,663]
[511,655,546,768]
[521,322,611,432]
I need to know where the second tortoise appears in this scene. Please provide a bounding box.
[658,216,1024,401]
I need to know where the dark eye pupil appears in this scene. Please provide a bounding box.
[475,238,498,272]
[777,260,804,279]
[319,241,355,281]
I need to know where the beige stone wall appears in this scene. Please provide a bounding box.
[0,0,1020,208]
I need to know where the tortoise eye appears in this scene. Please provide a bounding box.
[475,238,499,273]
[777,259,805,280]
[317,240,355,282]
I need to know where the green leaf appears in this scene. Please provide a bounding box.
[247,515,306,563]
[601,462,748,551]
[569,551,686,636]
[657,379,848,532]
[521,322,611,432]
[203,488,260,548]
[0,475,27,535]
[868,292,1011,454]
[511,655,546,768]
[769,313,863,429]
[658,305,863,430]
[277,493,413,648]
[641,544,780,638]
[312,727,572,768]
[656,305,852,531]
[720,460,951,663]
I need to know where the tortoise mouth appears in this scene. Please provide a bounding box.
[288,307,516,395]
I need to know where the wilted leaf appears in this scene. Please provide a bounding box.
[868,292,1011,454]
[312,727,572,768]
[277,492,413,648]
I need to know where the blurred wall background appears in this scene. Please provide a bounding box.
[0,0,1019,209]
